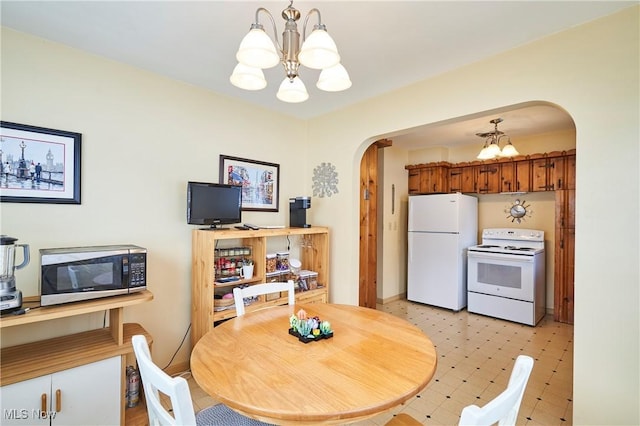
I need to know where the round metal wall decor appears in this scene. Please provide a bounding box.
[504,199,533,223]
[312,162,339,198]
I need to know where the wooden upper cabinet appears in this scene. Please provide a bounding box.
[449,167,462,193]
[515,160,532,192]
[531,158,552,191]
[562,154,576,190]
[407,150,573,195]
[532,154,568,191]
[421,166,449,193]
[408,169,420,194]
[406,165,449,194]
[460,166,477,193]
[477,163,500,193]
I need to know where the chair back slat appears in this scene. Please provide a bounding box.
[233,280,295,316]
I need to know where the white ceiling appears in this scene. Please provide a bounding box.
[1,1,635,149]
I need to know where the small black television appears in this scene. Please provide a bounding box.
[187,181,242,228]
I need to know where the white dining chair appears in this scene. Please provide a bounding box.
[131,335,272,426]
[385,355,534,426]
[458,355,534,426]
[233,280,295,316]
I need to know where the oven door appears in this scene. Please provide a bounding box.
[467,251,535,301]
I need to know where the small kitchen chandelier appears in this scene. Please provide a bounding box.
[476,118,520,160]
[229,1,351,103]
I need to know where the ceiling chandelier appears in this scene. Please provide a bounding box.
[476,118,520,160]
[229,1,351,103]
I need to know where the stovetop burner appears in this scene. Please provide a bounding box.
[469,229,545,256]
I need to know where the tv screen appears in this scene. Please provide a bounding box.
[187,182,242,227]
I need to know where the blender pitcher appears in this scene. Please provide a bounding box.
[0,235,30,311]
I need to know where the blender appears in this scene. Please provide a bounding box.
[0,235,30,312]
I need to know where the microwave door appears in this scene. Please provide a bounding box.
[40,254,128,306]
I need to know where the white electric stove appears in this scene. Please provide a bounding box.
[467,228,546,326]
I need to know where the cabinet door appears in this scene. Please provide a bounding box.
[515,160,532,192]
[460,166,477,193]
[554,189,575,325]
[51,357,121,426]
[531,158,549,191]
[554,227,575,324]
[0,375,51,425]
[430,166,449,193]
[550,156,565,190]
[418,167,444,193]
[556,189,576,229]
[563,154,576,190]
[500,162,515,192]
[477,164,500,193]
[407,169,420,194]
[449,167,463,193]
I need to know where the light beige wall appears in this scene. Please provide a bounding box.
[379,146,409,301]
[307,6,638,425]
[0,28,308,366]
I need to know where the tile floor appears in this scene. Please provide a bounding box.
[187,299,574,425]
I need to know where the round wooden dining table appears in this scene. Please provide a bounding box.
[190,304,437,425]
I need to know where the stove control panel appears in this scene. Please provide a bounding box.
[482,228,544,242]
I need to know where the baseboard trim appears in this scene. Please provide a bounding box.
[377,293,407,305]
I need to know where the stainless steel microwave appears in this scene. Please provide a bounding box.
[40,244,146,306]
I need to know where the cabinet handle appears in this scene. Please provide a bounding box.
[558,178,563,189]
[41,393,47,413]
[56,389,62,412]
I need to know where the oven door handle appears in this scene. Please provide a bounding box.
[468,252,535,262]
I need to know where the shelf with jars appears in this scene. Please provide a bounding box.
[191,227,329,347]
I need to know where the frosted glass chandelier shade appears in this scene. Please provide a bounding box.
[477,146,494,160]
[276,77,309,103]
[236,28,280,69]
[317,63,352,92]
[485,143,501,158]
[500,141,520,157]
[229,63,267,90]
[298,29,340,70]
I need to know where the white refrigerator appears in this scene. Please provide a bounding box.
[407,193,478,311]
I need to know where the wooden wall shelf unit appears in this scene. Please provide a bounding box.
[191,227,329,347]
[0,290,153,425]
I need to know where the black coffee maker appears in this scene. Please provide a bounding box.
[0,235,30,312]
[289,197,311,228]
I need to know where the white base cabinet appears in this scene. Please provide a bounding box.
[1,357,120,426]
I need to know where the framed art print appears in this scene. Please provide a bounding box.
[0,121,81,204]
[219,155,279,212]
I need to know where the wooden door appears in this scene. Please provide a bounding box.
[359,140,391,308]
